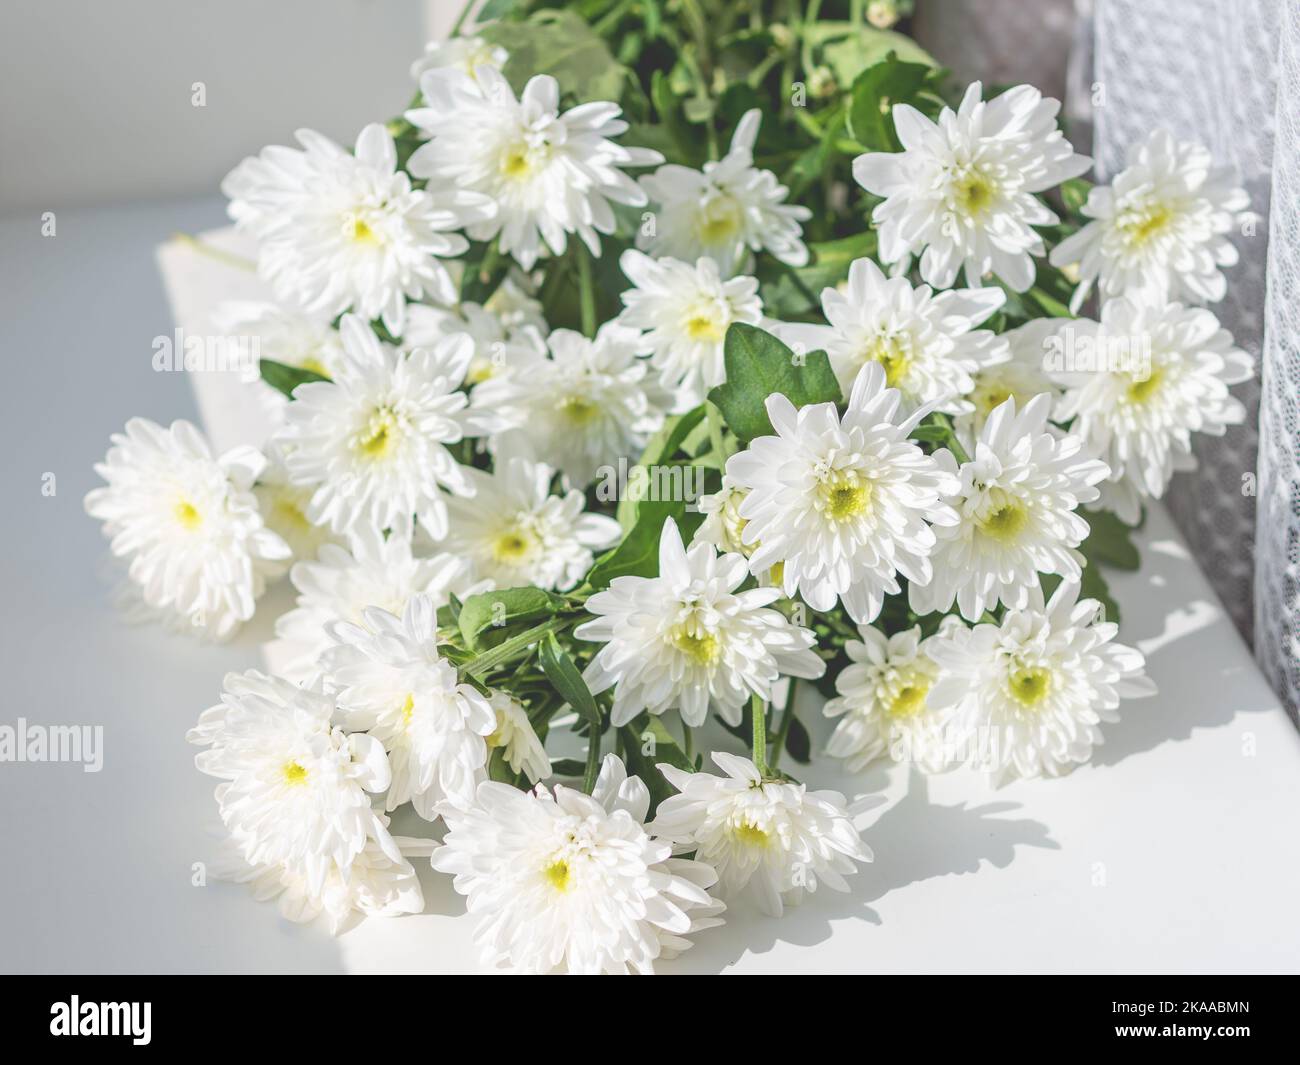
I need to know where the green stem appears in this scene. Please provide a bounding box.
[682,720,695,763]
[933,413,971,464]
[593,0,633,34]
[706,400,728,467]
[577,245,597,339]
[751,693,768,775]
[582,720,602,793]
[450,0,476,38]
[769,679,799,771]
[463,618,568,680]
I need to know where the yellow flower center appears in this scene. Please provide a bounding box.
[558,394,600,426]
[347,216,380,245]
[819,469,873,522]
[954,170,995,216]
[973,384,1013,415]
[670,623,720,666]
[695,195,743,245]
[356,407,398,459]
[500,140,550,182]
[282,761,308,785]
[684,312,724,342]
[298,356,330,378]
[887,679,931,719]
[492,525,538,565]
[542,858,571,892]
[1125,366,1163,404]
[272,496,313,533]
[1007,665,1053,708]
[731,820,770,847]
[400,693,416,727]
[980,499,1029,543]
[861,334,911,387]
[1119,203,1173,248]
[174,499,202,530]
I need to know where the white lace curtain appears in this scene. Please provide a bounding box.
[914,0,1299,724]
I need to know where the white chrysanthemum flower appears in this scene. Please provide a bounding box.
[577,519,825,727]
[253,450,338,564]
[954,317,1065,446]
[84,418,291,640]
[275,537,479,681]
[272,314,502,547]
[638,110,811,269]
[405,300,547,388]
[433,754,725,974]
[407,67,662,269]
[223,123,494,336]
[725,363,960,623]
[1050,129,1251,306]
[188,670,394,894]
[485,691,550,784]
[443,450,620,591]
[1050,297,1252,523]
[484,274,548,335]
[695,476,752,557]
[616,250,762,404]
[212,299,344,420]
[651,752,872,917]
[214,816,424,935]
[409,34,507,84]
[926,581,1157,784]
[853,82,1090,291]
[771,256,1009,412]
[911,394,1110,621]
[473,322,670,486]
[320,595,496,819]
[825,624,957,774]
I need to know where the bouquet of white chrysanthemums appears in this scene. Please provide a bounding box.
[85,2,1254,972]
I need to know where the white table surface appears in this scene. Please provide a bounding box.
[3,199,1298,974]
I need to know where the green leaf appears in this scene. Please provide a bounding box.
[537,632,602,727]
[620,717,694,811]
[614,407,708,529]
[847,53,936,151]
[793,231,878,294]
[815,24,937,87]
[1060,177,1093,215]
[548,758,588,778]
[785,714,812,765]
[707,323,842,441]
[259,358,329,399]
[480,10,630,104]
[1080,509,1141,571]
[458,587,567,651]
[588,497,705,589]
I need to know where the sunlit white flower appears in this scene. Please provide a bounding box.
[954,317,1064,446]
[725,363,960,623]
[409,34,507,84]
[853,82,1090,290]
[223,123,494,336]
[651,753,872,917]
[825,624,956,774]
[443,449,620,590]
[485,691,550,784]
[273,314,501,547]
[253,449,338,564]
[433,754,725,974]
[85,418,290,640]
[1050,129,1251,306]
[188,670,394,894]
[214,817,424,935]
[771,256,1008,412]
[214,298,343,382]
[639,110,811,269]
[911,394,1109,621]
[617,250,762,404]
[405,300,547,388]
[321,595,495,819]
[926,581,1156,784]
[1050,297,1252,523]
[473,322,670,486]
[484,274,548,335]
[695,476,752,556]
[407,67,662,269]
[275,537,479,682]
[577,519,825,727]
